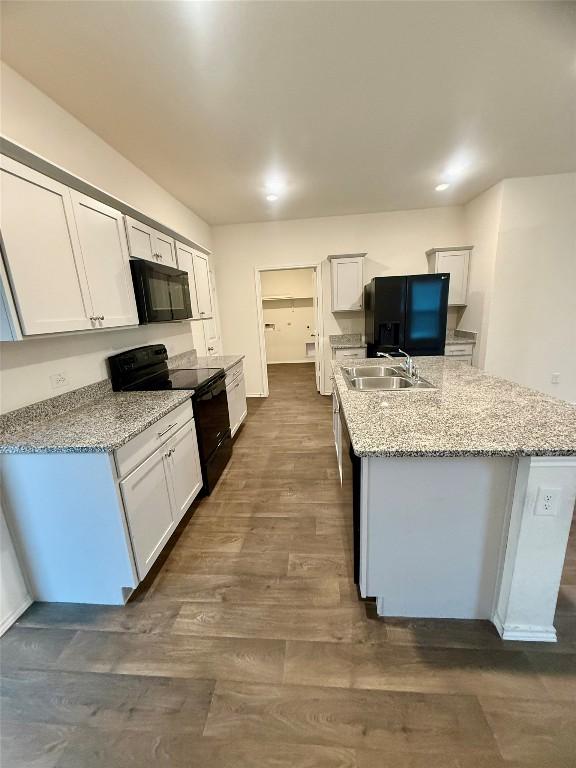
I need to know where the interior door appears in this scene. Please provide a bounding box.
[166,420,203,524]
[313,267,321,392]
[120,447,175,579]
[0,156,93,334]
[70,192,138,329]
[193,252,213,318]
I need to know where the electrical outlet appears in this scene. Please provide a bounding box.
[534,487,561,517]
[50,371,69,390]
[551,372,560,384]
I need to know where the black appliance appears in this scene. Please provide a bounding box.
[108,344,232,494]
[130,259,192,324]
[341,415,361,585]
[364,273,450,357]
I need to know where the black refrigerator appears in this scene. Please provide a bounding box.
[364,273,450,357]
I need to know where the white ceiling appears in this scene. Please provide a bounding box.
[1,1,575,225]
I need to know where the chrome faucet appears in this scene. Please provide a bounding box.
[397,348,418,379]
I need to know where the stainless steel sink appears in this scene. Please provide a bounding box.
[343,365,403,377]
[342,369,436,392]
[349,376,413,390]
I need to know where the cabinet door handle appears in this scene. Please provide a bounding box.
[200,311,205,315]
[157,423,176,439]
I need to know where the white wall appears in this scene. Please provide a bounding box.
[1,324,195,413]
[460,183,504,367]
[1,63,211,248]
[0,63,213,412]
[214,206,465,395]
[261,268,315,299]
[483,174,576,402]
[0,500,30,635]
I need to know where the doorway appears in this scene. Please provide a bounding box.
[255,264,323,398]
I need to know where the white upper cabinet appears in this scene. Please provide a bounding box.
[0,156,93,335]
[154,231,177,267]
[124,216,177,268]
[175,242,199,318]
[70,192,138,329]
[203,317,219,355]
[329,253,365,312]
[192,251,213,318]
[426,247,472,306]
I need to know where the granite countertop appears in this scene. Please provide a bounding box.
[0,350,246,455]
[445,337,475,346]
[333,357,576,458]
[192,354,245,372]
[329,334,366,349]
[0,388,193,454]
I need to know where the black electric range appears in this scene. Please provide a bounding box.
[108,344,232,494]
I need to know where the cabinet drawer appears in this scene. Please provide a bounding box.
[447,355,473,365]
[115,399,193,479]
[334,347,366,360]
[445,344,474,356]
[225,360,243,386]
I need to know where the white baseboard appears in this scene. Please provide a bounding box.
[492,611,557,643]
[0,595,33,637]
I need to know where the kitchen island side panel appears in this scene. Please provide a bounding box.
[1,452,138,604]
[363,455,516,619]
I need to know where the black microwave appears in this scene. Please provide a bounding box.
[130,259,193,324]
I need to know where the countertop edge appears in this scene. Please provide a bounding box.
[0,390,194,455]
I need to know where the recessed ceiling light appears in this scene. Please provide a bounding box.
[435,183,450,192]
[266,193,279,202]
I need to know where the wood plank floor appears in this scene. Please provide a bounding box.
[2,362,575,767]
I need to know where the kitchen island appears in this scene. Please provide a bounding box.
[332,357,576,642]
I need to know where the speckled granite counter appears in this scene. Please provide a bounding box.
[192,354,244,372]
[333,357,576,458]
[329,334,366,349]
[0,387,193,454]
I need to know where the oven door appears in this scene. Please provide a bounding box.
[194,375,231,462]
[130,260,192,323]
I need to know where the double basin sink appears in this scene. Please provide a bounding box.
[342,364,436,392]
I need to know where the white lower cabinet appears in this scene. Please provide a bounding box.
[120,417,202,579]
[226,362,247,437]
[166,420,203,524]
[120,446,175,580]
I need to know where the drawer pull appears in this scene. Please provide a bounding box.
[157,423,177,439]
